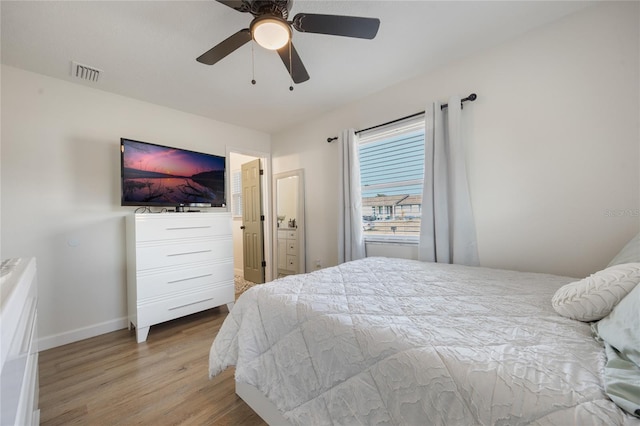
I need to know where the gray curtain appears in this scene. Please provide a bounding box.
[419,96,479,265]
[338,129,366,263]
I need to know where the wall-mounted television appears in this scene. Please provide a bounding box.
[120,138,226,208]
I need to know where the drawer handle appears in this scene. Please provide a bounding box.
[165,226,211,230]
[169,298,213,311]
[167,274,212,284]
[167,250,212,257]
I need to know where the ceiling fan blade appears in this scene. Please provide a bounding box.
[277,43,310,84]
[215,0,250,13]
[292,13,380,39]
[196,29,251,66]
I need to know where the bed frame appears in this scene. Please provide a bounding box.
[236,381,291,425]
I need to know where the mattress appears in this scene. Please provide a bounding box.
[209,257,638,425]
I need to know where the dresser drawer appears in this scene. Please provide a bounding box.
[136,262,233,300]
[286,240,297,255]
[277,230,289,239]
[136,238,232,271]
[134,213,231,242]
[286,255,297,269]
[286,230,296,239]
[137,285,234,328]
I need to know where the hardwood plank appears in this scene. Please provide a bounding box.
[38,307,267,425]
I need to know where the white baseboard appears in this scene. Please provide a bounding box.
[38,317,129,351]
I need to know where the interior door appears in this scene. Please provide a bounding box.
[241,159,265,283]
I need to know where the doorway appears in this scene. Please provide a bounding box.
[228,149,272,286]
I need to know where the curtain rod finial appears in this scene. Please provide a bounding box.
[327,136,338,143]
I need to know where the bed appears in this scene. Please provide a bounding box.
[209,256,640,425]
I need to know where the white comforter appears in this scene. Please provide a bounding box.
[209,257,638,425]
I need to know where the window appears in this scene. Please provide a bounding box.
[231,170,242,217]
[358,117,425,241]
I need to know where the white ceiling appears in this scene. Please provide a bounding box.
[1,1,595,134]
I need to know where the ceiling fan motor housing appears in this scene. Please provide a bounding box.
[248,0,292,19]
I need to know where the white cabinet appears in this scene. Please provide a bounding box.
[277,228,298,275]
[0,257,39,426]
[126,213,234,343]
[277,236,287,271]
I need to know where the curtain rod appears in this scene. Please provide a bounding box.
[326,93,477,143]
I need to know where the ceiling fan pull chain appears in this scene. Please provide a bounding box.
[251,39,256,85]
[288,38,294,91]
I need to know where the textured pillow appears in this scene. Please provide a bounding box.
[594,282,640,367]
[551,263,640,322]
[608,232,640,267]
[592,283,640,417]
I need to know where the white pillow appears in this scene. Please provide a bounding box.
[593,282,640,367]
[608,232,640,267]
[592,283,640,417]
[552,263,640,322]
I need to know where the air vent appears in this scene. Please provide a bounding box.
[71,61,101,82]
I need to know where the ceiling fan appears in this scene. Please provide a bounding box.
[196,0,381,84]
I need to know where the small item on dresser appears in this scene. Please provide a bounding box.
[0,258,21,285]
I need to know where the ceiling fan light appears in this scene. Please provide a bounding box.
[252,18,291,50]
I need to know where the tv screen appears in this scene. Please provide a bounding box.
[120,138,226,208]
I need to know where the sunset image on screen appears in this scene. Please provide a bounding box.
[121,139,225,206]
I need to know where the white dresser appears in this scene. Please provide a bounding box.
[0,257,39,426]
[126,212,234,343]
[277,228,298,275]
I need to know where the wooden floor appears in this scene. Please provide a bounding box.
[38,307,267,425]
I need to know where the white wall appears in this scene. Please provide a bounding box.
[0,65,271,349]
[272,2,640,278]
